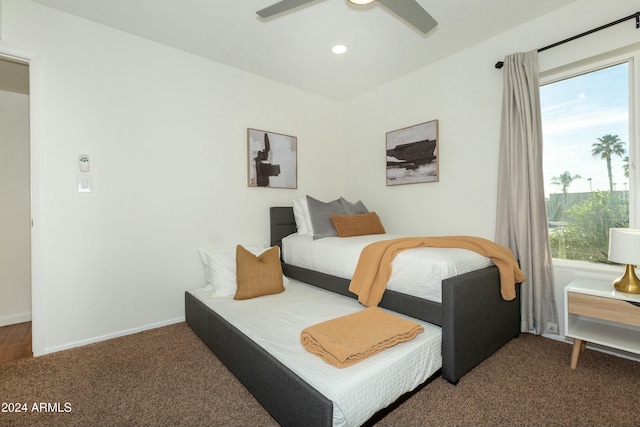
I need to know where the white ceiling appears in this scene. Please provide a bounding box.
[29,0,578,101]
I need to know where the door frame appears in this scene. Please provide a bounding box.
[0,42,44,356]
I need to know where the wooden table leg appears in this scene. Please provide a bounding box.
[571,339,584,369]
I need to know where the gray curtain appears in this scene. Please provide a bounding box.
[495,50,558,334]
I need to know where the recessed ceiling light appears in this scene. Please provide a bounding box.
[348,0,375,4]
[332,44,348,54]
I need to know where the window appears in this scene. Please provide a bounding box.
[541,62,630,263]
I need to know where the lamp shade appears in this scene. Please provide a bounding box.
[608,228,640,266]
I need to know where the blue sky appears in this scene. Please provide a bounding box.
[540,62,629,198]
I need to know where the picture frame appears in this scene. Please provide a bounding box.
[247,128,297,189]
[386,119,439,186]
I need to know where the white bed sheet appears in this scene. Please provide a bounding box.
[282,233,493,303]
[190,280,442,427]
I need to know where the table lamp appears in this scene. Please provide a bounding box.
[608,228,640,294]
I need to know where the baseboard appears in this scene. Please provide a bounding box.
[0,312,32,327]
[543,333,640,363]
[44,316,185,355]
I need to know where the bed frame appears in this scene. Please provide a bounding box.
[184,206,521,427]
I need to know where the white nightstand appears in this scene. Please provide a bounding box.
[564,278,640,369]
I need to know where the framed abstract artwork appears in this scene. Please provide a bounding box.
[247,128,297,189]
[386,119,439,186]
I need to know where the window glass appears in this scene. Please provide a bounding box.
[541,62,630,262]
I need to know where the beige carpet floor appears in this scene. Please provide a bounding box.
[1,322,639,427]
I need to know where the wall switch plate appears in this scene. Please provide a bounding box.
[79,154,90,172]
[77,174,92,192]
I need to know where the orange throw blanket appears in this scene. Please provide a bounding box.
[349,237,525,307]
[300,307,424,368]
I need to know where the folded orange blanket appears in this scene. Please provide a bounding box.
[349,236,525,307]
[300,307,424,368]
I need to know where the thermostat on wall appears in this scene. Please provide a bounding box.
[79,154,90,172]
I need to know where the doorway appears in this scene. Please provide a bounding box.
[0,43,43,358]
[0,57,31,362]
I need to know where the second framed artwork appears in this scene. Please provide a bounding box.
[386,119,439,186]
[247,128,297,189]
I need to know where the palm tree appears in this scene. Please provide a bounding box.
[550,171,581,221]
[591,134,626,192]
[623,156,629,179]
[551,171,582,194]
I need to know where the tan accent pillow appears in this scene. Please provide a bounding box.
[234,245,285,300]
[330,212,386,237]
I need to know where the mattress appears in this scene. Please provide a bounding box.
[282,233,493,303]
[189,279,442,427]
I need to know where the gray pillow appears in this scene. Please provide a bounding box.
[306,196,347,240]
[340,197,369,215]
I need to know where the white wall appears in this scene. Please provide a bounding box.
[0,89,31,326]
[342,44,502,238]
[3,0,639,354]
[342,0,640,343]
[343,0,640,236]
[1,0,344,352]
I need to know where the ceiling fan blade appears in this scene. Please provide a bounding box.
[377,0,438,34]
[256,0,318,18]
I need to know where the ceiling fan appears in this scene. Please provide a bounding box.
[256,0,438,35]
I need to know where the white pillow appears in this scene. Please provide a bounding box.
[293,198,308,236]
[293,197,314,236]
[198,248,214,289]
[301,198,313,236]
[201,243,289,296]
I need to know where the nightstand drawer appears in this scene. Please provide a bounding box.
[568,292,640,328]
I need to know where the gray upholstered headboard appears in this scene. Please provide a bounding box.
[270,207,296,249]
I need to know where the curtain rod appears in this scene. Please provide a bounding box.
[494,11,640,69]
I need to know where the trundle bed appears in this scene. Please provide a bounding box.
[185,206,521,427]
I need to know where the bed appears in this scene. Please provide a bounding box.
[185,205,521,426]
[270,206,521,384]
[186,280,442,427]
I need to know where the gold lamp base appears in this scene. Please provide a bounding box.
[613,264,640,294]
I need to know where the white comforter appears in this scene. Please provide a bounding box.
[190,280,442,427]
[282,233,493,303]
